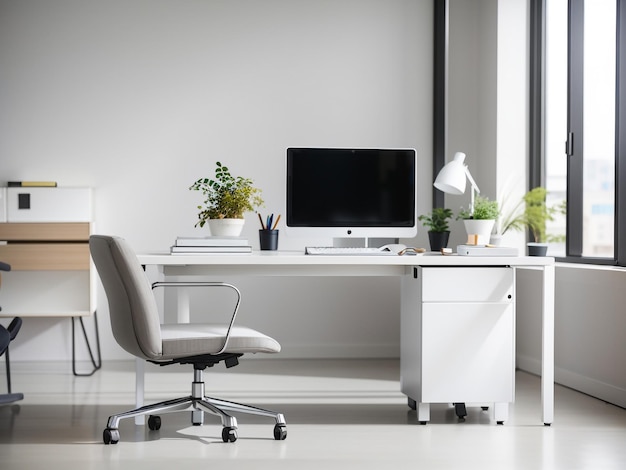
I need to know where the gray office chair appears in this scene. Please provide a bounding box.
[89,235,287,444]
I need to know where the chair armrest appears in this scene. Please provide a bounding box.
[151,281,241,354]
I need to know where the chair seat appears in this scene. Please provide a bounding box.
[160,323,281,358]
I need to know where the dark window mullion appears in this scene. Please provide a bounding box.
[566,0,584,257]
[617,0,626,265]
[529,0,545,190]
[433,0,446,209]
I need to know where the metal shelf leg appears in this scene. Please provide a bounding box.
[71,310,102,376]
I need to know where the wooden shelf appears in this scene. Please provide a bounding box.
[0,243,89,270]
[0,222,89,242]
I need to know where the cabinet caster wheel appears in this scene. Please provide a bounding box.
[481,406,489,411]
[222,427,237,443]
[497,421,504,425]
[419,421,428,425]
[408,398,417,410]
[454,403,467,419]
[148,415,161,430]
[103,428,120,445]
[273,424,287,440]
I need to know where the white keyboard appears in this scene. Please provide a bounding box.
[305,246,394,255]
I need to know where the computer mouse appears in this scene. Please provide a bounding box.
[380,244,407,254]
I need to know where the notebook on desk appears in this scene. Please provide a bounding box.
[456,245,519,256]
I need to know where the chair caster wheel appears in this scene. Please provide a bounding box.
[103,428,120,445]
[222,426,237,443]
[148,415,161,430]
[273,424,287,440]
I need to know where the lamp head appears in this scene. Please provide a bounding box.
[434,152,467,195]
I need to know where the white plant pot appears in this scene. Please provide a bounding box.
[208,218,245,237]
[463,219,495,245]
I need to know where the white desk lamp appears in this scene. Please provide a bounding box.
[434,152,480,216]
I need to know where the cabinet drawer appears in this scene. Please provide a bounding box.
[421,302,515,403]
[0,222,89,241]
[0,243,89,270]
[421,267,514,302]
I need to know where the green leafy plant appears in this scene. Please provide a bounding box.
[523,187,566,243]
[190,161,263,227]
[498,187,567,243]
[457,195,499,220]
[418,207,454,232]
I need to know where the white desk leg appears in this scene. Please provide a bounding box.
[541,264,555,425]
[135,357,145,425]
[177,287,190,323]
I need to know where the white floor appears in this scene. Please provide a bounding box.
[1,358,625,469]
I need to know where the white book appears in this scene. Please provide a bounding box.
[456,245,519,256]
[171,245,252,254]
[175,236,249,247]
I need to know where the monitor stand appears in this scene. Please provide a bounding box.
[332,237,399,248]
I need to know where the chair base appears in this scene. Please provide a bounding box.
[103,368,287,444]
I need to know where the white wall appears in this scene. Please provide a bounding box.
[445,0,527,250]
[0,0,434,362]
[517,265,626,409]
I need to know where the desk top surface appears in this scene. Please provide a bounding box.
[137,251,554,268]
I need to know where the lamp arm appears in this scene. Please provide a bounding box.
[464,166,481,216]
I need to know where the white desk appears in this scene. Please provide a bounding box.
[137,251,555,425]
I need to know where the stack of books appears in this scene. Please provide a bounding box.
[171,236,252,254]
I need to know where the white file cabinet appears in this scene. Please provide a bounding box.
[401,266,515,424]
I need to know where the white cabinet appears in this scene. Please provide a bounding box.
[401,266,515,424]
[0,187,99,375]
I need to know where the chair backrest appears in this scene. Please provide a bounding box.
[89,235,162,360]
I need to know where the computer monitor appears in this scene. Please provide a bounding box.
[286,147,417,242]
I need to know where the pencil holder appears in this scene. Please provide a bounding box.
[259,230,279,250]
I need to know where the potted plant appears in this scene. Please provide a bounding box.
[190,161,264,236]
[418,207,454,251]
[457,195,499,245]
[497,187,566,255]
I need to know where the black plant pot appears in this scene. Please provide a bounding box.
[527,242,548,256]
[428,231,450,252]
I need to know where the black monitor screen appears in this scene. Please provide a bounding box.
[286,148,416,231]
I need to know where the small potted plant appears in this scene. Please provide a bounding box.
[457,195,499,245]
[418,207,454,251]
[497,187,566,255]
[190,161,264,236]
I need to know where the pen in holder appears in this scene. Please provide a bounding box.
[259,229,279,251]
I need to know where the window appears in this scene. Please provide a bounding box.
[538,0,625,265]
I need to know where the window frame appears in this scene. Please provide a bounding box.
[529,0,625,266]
